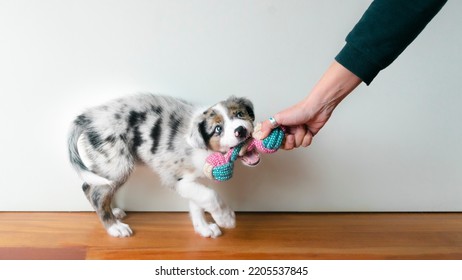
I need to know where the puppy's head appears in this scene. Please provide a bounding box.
[189,96,255,152]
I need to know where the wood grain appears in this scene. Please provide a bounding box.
[0,212,461,259]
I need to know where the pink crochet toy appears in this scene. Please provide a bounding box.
[203,124,285,181]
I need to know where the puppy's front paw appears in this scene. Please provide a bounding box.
[107,221,133,238]
[213,208,236,229]
[195,223,222,238]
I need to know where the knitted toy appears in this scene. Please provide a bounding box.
[203,124,285,181]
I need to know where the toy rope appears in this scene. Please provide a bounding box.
[203,126,285,182]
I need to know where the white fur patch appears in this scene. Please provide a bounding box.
[107,221,133,237]
[79,170,113,186]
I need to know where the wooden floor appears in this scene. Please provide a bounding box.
[0,212,461,260]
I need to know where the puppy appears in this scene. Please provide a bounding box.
[68,93,255,238]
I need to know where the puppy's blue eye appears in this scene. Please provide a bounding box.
[236,111,244,118]
[214,125,223,135]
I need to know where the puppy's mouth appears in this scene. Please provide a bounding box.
[227,125,260,166]
[234,133,260,167]
[240,149,260,167]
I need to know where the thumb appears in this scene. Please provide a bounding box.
[255,116,279,140]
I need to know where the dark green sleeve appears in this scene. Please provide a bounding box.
[335,0,447,85]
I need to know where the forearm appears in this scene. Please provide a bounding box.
[300,61,362,131]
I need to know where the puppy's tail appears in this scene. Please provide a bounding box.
[68,118,112,186]
[68,119,89,174]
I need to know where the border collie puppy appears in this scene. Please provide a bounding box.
[68,93,255,238]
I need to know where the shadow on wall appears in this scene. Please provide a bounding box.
[114,149,318,212]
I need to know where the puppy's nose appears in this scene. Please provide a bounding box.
[234,126,248,138]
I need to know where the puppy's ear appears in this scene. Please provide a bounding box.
[188,113,208,149]
[229,96,255,121]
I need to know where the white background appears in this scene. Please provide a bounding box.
[0,0,460,211]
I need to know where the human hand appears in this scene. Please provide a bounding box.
[256,98,333,150]
[255,62,361,150]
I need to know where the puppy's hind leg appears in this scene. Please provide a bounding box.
[82,182,133,238]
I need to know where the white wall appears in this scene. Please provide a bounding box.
[0,0,460,212]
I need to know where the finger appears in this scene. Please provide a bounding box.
[293,125,307,148]
[282,134,295,150]
[255,120,271,140]
[256,115,280,140]
[301,131,313,147]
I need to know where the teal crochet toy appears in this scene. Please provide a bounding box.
[203,124,285,181]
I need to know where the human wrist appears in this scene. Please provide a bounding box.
[304,61,361,113]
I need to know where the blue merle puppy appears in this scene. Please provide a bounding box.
[68,93,255,238]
